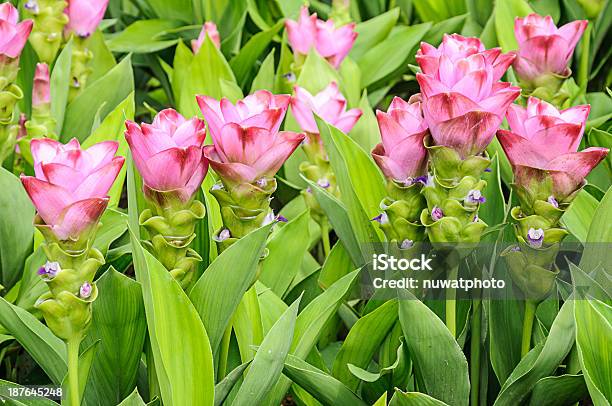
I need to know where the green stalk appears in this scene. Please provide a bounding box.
[245,286,263,345]
[67,337,81,406]
[320,219,331,258]
[446,266,458,338]
[217,322,233,380]
[578,24,592,95]
[470,298,482,406]
[521,300,537,357]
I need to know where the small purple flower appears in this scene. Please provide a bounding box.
[256,178,268,188]
[484,167,492,172]
[526,227,544,248]
[466,189,486,205]
[371,213,389,225]
[547,195,559,208]
[24,0,39,13]
[283,72,297,83]
[276,215,288,223]
[214,228,231,242]
[510,245,521,252]
[400,239,414,249]
[38,261,60,280]
[306,187,312,194]
[472,214,479,223]
[211,182,224,191]
[413,175,428,185]
[431,206,444,221]
[317,178,330,189]
[79,282,92,299]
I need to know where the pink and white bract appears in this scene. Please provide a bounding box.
[64,0,109,37]
[290,82,362,134]
[0,2,33,58]
[20,138,124,240]
[125,109,208,203]
[498,97,609,198]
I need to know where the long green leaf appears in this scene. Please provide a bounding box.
[129,229,215,406]
[389,389,450,406]
[188,223,272,352]
[0,167,35,289]
[82,268,147,405]
[282,354,367,406]
[528,374,589,406]
[233,297,300,405]
[0,297,66,384]
[580,185,612,272]
[575,299,612,405]
[398,290,470,406]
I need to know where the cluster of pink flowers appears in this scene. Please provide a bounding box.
[286,6,357,68]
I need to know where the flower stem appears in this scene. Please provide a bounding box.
[470,299,482,406]
[521,300,537,357]
[320,219,331,258]
[578,24,592,95]
[446,266,458,337]
[67,337,81,406]
[217,322,233,380]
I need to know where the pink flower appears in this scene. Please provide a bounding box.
[32,63,50,108]
[416,35,520,157]
[192,21,221,53]
[285,6,357,68]
[125,109,208,203]
[498,97,608,198]
[290,82,362,134]
[372,97,428,182]
[64,0,109,37]
[197,91,304,185]
[20,138,124,241]
[0,2,33,59]
[513,14,587,86]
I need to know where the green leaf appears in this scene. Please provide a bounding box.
[528,374,588,406]
[494,301,575,406]
[389,389,450,405]
[250,49,276,93]
[107,20,182,53]
[50,38,73,135]
[332,299,398,390]
[398,290,469,406]
[316,116,384,260]
[303,177,363,266]
[351,8,400,61]
[359,23,431,87]
[580,185,612,272]
[0,297,67,384]
[229,20,283,87]
[62,56,134,142]
[188,224,272,351]
[142,0,194,23]
[575,299,612,405]
[214,362,250,406]
[117,388,147,406]
[265,270,361,404]
[82,268,147,405]
[282,354,367,406]
[82,92,135,207]
[233,297,300,405]
[348,91,380,152]
[422,14,467,46]
[259,210,310,297]
[129,228,215,406]
[561,189,598,242]
[479,153,505,229]
[494,0,533,51]
[177,37,237,117]
[318,242,353,289]
[0,167,34,289]
[92,209,128,256]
